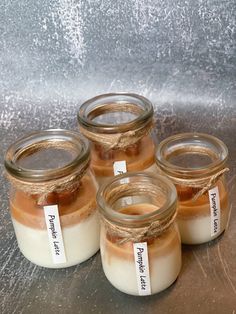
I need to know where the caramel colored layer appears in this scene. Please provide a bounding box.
[176,179,229,219]
[10,175,97,229]
[103,204,179,261]
[91,135,155,177]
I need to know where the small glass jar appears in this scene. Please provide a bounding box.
[97,172,181,296]
[4,129,100,268]
[156,133,229,245]
[77,93,159,185]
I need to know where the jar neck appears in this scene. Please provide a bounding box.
[156,133,228,180]
[4,129,90,204]
[5,129,90,182]
[97,172,177,228]
[78,93,154,150]
[97,173,177,244]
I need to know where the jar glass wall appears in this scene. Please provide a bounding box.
[97,172,181,296]
[77,93,159,185]
[4,129,99,268]
[156,133,229,245]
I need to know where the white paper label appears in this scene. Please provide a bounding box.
[113,160,127,176]
[133,242,151,296]
[44,205,67,264]
[113,160,131,204]
[208,186,221,237]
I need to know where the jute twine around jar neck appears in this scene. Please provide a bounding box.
[100,181,176,244]
[79,103,154,150]
[5,139,90,205]
[6,166,88,206]
[166,167,229,201]
[102,212,177,245]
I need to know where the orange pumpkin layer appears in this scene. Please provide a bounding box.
[10,175,97,229]
[91,135,155,177]
[176,179,229,219]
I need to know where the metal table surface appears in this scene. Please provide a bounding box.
[1,0,236,313]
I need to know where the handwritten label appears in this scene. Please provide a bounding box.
[208,186,221,237]
[44,205,67,264]
[133,242,151,296]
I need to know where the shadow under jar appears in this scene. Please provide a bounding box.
[77,93,159,185]
[97,172,181,296]
[155,133,229,245]
[4,129,99,268]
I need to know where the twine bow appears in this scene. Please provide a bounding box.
[102,212,177,245]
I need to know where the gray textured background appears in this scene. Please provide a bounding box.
[0,0,236,313]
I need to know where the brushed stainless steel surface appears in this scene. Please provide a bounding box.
[0,0,236,313]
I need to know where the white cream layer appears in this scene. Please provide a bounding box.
[177,208,229,244]
[100,238,181,296]
[12,210,100,268]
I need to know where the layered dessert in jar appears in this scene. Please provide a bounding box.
[5,129,100,268]
[97,172,181,296]
[100,204,181,295]
[156,133,230,244]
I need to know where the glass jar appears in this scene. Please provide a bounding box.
[97,172,181,296]
[156,133,229,245]
[4,129,100,268]
[77,93,159,185]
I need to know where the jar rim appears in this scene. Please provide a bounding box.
[97,172,177,227]
[77,92,153,134]
[4,129,90,182]
[155,132,228,179]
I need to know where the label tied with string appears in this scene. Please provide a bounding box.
[208,186,221,237]
[133,242,151,296]
[44,205,67,264]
